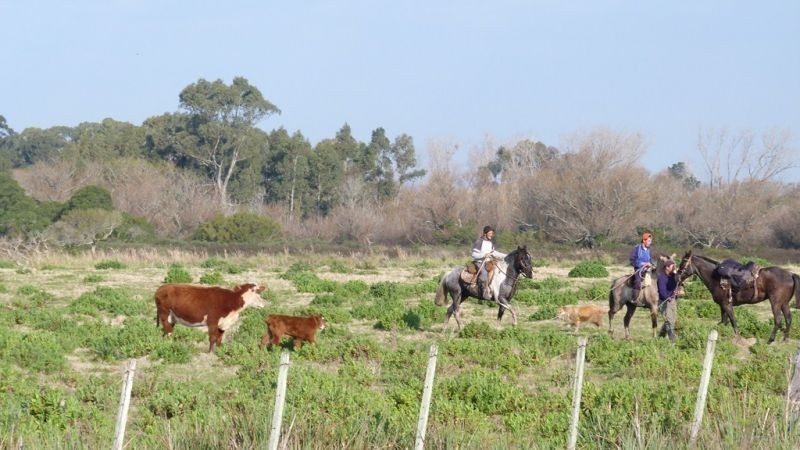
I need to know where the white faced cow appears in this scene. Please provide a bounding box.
[155,283,266,352]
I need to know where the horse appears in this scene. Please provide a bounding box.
[676,250,800,343]
[434,246,533,331]
[607,255,674,339]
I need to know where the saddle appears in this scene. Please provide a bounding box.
[715,259,760,302]
[461,259,496,285]
[624,267,653,288]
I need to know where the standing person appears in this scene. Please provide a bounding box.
[471,225,506,300]
[629,232,654,304]
[657,258,679,341]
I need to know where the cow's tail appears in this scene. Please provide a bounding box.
[793,273,800,309]
[434,274,448,306]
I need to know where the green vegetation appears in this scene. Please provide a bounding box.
[164,264,192,283]
[0,252,799,449]
[568,260,609,278]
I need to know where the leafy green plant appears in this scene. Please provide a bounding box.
[94,259,126,270]
[191,212,281,243]
[568,260,609,278]
[199,271,224,285]
[83,274,104,283]
[164,264,192,283]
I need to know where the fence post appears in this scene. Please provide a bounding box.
[414,344,439,450]
[567,336,588,450]
[268,350,291,450]
[112,359,137,450]
[786,341,800,429]
[689,329,718,447]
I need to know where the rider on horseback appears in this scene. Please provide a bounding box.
[470,225,506,300]
[629,232,654,305]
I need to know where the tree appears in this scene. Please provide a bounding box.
[45,208,122,256]
[667,162,701,190]
[697,127,797,188]
[262,128,311,218]
[66,185,113,212]
[521,129,649,247]
[148,77,280,210]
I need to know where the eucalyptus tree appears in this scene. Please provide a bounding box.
[262,128,311,217]
[146,77,280,210]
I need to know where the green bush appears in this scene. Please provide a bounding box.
[94,260,125,270]
[568,260,609,278]
[66,185,113,211]
[199,271,225,285]
[83,274,104,283]
[530,304,559,321]
[112,212,156,242]
[164,264,192,283]
[191,212,281,243]
[0,259,16,269]
[69,287,149,317]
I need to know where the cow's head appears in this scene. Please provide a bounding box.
[313,314,327,331]
[238,283,267,309]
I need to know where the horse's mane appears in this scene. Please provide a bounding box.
[694,254,719,265]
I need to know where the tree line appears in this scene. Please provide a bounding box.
[1,77,798,254]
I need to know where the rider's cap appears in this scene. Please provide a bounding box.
[642,232,653,241]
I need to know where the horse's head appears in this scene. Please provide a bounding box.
[514,246,533,279]
[676,249,695,282]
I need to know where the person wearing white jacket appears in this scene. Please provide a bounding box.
[471,225,506,300]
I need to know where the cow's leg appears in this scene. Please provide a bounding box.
[207,324,222,352]
[271,332,282,347]
[157,309,174,336]
[259,332,270,348]
[622,304,636,340]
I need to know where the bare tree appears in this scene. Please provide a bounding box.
[45,208,123,257]
[697,127,797,189]
[522,129,650,247]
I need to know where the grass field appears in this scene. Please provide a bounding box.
[2,248,800,449]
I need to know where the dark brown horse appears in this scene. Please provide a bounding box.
[676,250,800,343]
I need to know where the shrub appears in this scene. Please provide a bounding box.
[83,274,104,283]
[112,213,156,242]
[191,212,281,243]
[568,260,609,278]
[530,304,559,321]
[66,185,113,211]
[94,260,125,270]
[199,271,224,285]
[164,264,192,283]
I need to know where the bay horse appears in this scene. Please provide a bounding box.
[434,246,533,330]
[676,250,800,343]
[608,255,674,339]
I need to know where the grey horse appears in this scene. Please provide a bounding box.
[435,246,533,330]
[608,255,672,339]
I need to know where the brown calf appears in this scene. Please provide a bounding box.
[261,314,326,349]
[155,283,266,352]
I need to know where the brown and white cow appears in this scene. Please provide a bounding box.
[260,314,326,349]
[155,283,266,352]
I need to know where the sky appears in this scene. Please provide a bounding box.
[2,1,799,181]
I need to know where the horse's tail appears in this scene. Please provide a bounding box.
[434,273,448,306]
[608,283,616,310]
[793,273,800,309]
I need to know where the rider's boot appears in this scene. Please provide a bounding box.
[631,288,641,306]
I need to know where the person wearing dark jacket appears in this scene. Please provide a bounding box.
[657,259,679,341]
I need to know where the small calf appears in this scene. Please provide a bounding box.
[261,314,326,349]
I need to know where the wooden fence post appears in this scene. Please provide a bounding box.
[268,350,291,450]
[567,336,588,450]
[689,329,718,447]
[414,344,439,450]
[786,341,800,429]
[112,359,137,450]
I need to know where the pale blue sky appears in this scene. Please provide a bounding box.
[2,1,798,180]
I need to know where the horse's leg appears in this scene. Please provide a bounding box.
[768,300,782,344]
[608,290,620,336]
[444,291,460,330]
[622,304,636,340]
[649,303,659,338]
[722,303,739,337]
[782,301,792,342]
